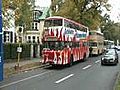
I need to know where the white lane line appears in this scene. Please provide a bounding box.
[0,71,51,89]
[95,60,101,63]
[82,65,92,70]
[55,74,74,84]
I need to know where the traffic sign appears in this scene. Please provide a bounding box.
[17,47,22,53]
[0,0,3,81]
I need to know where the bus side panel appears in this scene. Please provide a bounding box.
[76,48,79,61]
[63,48,70,65]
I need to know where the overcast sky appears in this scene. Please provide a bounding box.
[108,0,120,22]
[35,0,51,7]
[37,0,120,22]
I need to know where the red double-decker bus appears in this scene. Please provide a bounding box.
[42,16,89,66]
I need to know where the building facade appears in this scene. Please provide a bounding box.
[3,1,51,58]
[26,7,51,44]
[25,6,51,58]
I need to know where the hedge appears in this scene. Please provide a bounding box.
[3,43,31,63]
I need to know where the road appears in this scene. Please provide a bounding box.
[0,52,120,90]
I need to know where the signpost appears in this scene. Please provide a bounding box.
[0,0,3,81]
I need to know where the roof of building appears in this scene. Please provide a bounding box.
[38,7,51,20]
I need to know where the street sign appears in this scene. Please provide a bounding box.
[0,0,3,81]
[17,47,22,53]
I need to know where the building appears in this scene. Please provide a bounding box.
[25,6,51,58]
[26,6,51,44]
[3,5,16,43]
[3,1,51,58]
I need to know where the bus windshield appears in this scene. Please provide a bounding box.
[44,19,62,27]
[89,42,97,47]
[43,41,64,50]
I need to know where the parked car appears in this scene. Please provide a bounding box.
[101,49,118,65]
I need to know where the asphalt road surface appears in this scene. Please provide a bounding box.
[0,51,120,90]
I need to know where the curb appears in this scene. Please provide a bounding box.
[113,71,120,90]
[4,62,49,78]
[19,63,50,72]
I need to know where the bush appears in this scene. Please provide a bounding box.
[4,43,31,63]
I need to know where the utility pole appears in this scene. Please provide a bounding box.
[0,0,3,81]
[16,26,23,69]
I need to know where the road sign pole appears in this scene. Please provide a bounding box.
[0,0,3,81]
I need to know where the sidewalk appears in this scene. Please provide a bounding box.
[4,57,43,78]
[4,58,42,68]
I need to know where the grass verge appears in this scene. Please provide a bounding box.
[114,73,120,90]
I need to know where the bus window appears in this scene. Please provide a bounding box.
[76,42,79,47]
[55,42,64,50]
[72,42,79,48]
[53,19,62,26]
[72,42,76,47]
[81,27,87,32]
[44,20,52,27]
[69,42,73,48]
[43,41,65,50]
[44,19,62,27]
[64,42,69,48]
[89,42,97,47]
[49,42,55,50]
[58,42,64,50]
[83,42,88,46]
[89,32,96,35]
[43,42,49,48]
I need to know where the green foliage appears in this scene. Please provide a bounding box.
[14,0,33,31]
[52,0,120,44]
[2,0,34,31]
[3,43,11,60]
[20,44,31,58]
[55,1,76,19]
[51,0,111,30]
[4,43,31,63]
[101,19,120,44]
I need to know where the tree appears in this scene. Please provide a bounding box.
[52,0,120,44]
[2,0,34,31]
[101,17,120,44]
[51,0,111,30]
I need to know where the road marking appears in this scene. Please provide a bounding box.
[55,74,74,84]
[95,60,101,63]
[0,71,51,88]
[82,65,92,70]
